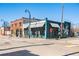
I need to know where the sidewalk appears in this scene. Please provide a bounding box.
[0,36,79,56]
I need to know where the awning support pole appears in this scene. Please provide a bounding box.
[45,18,48,39]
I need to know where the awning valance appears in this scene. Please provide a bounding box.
[50,23,60,28]
[30,21,45,28]
[23,21,45,28]
[23,23,29,28]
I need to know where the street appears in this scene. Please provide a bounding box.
[0,36,79,56]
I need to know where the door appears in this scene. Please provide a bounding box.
[16,29,19,37]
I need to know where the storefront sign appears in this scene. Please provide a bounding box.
[50,28,52,32]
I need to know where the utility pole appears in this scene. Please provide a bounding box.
[60,4,64,38]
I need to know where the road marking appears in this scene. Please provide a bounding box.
[65,45,78,48]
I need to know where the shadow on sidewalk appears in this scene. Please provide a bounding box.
[63,51,79,56]
[0,43,54,51]
[0,50,39,56]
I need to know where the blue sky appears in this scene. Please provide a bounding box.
[0,3,79,26]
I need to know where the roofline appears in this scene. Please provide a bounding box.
[11,17,44,23]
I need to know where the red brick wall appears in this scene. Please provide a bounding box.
[10,18,24,36]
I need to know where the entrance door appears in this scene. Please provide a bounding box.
[16,29,19,37]
[24,28,29,38]
[53,28,58,38]
[49,27,58,38]
[20,29,22,37]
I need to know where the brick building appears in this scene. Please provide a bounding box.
[11,17,71,38]
[0,27,11,36]
[11,17,24,37]
[10,17,40,37]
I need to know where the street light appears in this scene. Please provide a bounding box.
[25,9,31,38]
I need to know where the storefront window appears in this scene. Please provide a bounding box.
[15,23,17,27]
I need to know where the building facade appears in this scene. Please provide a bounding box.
[10,17,71,39]
[0,27,11,36]
[10,17,40,37]
[0,27,4,36]
[71,24,79,36]
[23,18,71,39]
[10,17,24,37]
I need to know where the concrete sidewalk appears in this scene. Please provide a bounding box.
[0,36,79,56]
